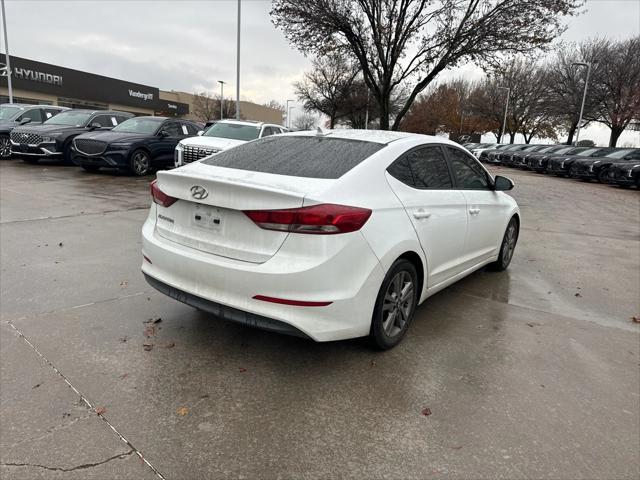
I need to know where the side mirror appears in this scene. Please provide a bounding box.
[89,122,102,130]
[19,118,32,125]
[494,175,514,191]
[197,130,204,136]
[159,130,170,137]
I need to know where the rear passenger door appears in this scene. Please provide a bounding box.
[385,145,468,287]
[155,122,183,165]
[445,146,508,266]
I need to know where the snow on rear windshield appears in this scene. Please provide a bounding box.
[202,136,385,179]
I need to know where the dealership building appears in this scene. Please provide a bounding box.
[0,55,283,124]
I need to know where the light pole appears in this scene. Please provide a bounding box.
[572,62,591,146]
[364,88,370,130]
[235,0,241,120]
[497,87,510,143]
[217,80,226,120]
[285,99,293,128]
[287,106,295,129]
[1,0,12,103]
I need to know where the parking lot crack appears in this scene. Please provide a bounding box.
[6,322,167,480]
[2,449,135,472]
[5,412,94,451]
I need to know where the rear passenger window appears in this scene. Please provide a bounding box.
[446,147,491,190]
[387,146,452,189]
[184,123,199,135]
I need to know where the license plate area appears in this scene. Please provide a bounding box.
[191,203,223,233]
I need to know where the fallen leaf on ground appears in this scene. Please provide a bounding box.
[163,342,175,349]
[143,317,162,324]
[370,360,377,367]
[95,406,107,415]
[32,383,41,389]
[119,336,129,343]
[120,281,128,288]
[239,367,247,373]
[176,407,189,416]
[574,293,582,297]
[631,316,640,324]
[143,325,156,338]
[58,242,63,247]
[200,394,209,399]
[421,407,432,416]
[119,373,129,379]
[143,342,154,351]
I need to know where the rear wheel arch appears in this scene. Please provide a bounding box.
[128,145,151,161]
[396,251,425,303]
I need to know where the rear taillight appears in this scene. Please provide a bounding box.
[150,179,177,208]
[243,203,372,235]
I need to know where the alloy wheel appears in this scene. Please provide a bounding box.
[382,271,415,337]
[502,222,517,266]
[0,137,11,158]
[132,152,150,175]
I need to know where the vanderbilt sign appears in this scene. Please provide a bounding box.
[128,89,154,101]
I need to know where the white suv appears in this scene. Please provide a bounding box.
[174,119,287,167]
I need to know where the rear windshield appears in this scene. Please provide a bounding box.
[202,136,385,179]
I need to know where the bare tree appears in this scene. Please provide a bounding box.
[292,112,319,130]
[467,59,559,143]
[294,53,360,128]
[546,40,609,144]
[192,91,236,121]
[589,36,640,147]
[262,100,286,112]
[272,0,582,130]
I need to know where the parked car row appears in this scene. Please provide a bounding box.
[463,142,640,188]
[2,103,289,176]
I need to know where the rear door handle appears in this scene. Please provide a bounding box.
[413,209,432,219]
[469,208,480,215]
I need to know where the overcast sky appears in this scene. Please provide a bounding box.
[2,0,639,145]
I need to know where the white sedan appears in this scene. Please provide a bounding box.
[141,130,519,349]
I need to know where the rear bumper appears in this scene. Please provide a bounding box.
[143,273,311,339]
[141,208,386,342]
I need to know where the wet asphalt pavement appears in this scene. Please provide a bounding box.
[1,158,639,479]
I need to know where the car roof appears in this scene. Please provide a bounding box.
[282,129,459,146]
[1,103,68,109]
[213,119,285,128]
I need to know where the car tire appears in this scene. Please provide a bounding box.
[81,165,100,173]
[0,134,11,159]
[370,259,418,350]
[488,217,519,272]
[62,143,75,165]
[129,149,151,176]
[596,169,609,184]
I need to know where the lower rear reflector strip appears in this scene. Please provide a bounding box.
[253,295,332,307]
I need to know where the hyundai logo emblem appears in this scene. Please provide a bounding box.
[190,185,208,200]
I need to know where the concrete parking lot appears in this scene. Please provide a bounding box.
[1,158,639,479]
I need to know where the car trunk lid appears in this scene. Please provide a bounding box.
[153,166,330,263]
